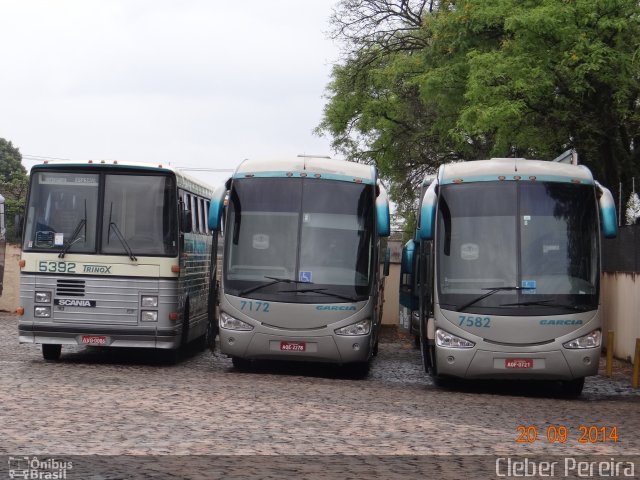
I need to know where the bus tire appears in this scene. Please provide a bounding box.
[162,348,181,365]
[205,316,217,352]
[560,378,585,398]
[42,344,61,361]
[180,302,190,347]
[232,356,252,371]
[419,334,431,374]
[346,361,370,379]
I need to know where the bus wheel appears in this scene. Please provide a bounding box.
[231,357,252,371]
[42,344,61,361]
[346,361,370,379]
[419,335,431,374]
[180,303,190,347]
[372,336,379,356]
[205,317,217,352]
[560,378,585,398]
[163,348,181,365]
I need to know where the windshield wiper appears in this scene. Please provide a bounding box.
[59,200,87,258]
[107,202,137,261]
[239,276,311,296]
[280,287,358,302]
[500,299,589,311]
[457,286,534,312]
[108,222,137,261]
[58,219,86,258]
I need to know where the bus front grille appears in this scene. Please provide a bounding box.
[56,279,85,297]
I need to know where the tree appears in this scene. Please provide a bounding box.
[626,191,640,225]
[0,138,28,242]
[320,0,640,212]
[0,138,27,182]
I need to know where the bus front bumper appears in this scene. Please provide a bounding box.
[435,346,601,380]
[219,329,372,364]
[18,322,182,349]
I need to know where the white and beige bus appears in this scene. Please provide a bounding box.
[18,160,216,361]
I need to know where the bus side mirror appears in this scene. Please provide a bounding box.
[596,182,617,238]
[383,247,390,277]
[180,208,193,233]
[417,182,437,240]
[15,214,24,240]
[208,183,227,232]
[376,181,390,237]
[401,239,416,274]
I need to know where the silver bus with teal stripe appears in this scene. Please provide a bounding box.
[209,156,390,374]
[410,158,617,395]
[18,160,215,361]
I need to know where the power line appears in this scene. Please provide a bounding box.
[22,154,72,161]
[177,168,234,172]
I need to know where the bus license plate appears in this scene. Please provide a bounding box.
[81,335,107,346]
[505,358,533,369]
[280,341,306,352]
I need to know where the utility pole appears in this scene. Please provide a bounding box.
[619,182,622,227]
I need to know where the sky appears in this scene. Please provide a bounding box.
[0,0,342,187]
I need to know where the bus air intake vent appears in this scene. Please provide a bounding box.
[56,279,86,297]
[483,338,555,347]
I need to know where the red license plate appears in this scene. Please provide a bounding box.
[505,358,533,369]
[81,335,107,346]
[280,341,306,352]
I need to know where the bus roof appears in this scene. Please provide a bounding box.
[29,159,215,196]
[436,158,594,185]
[233,157,377,184]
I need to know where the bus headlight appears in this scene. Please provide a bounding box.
[141,310,158,322]
[141,296,158,308]
[435,329,475,348]
[34,306,51,318]
[334,319,371,336]
[220,312,253,331]
[563,329,601,349]
[35,291,51,303]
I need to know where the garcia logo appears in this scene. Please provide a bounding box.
[316,305,357,311]
[539,319,583,326]
[54,299,97,308]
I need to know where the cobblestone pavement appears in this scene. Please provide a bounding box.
[1,313,639,478]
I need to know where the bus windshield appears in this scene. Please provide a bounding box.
[101,174,177,256]
[224,178,375,302]
[23,171,178,257]
[436,181,599,315]
[23,172,100,253]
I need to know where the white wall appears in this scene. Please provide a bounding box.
[601,273,640,361]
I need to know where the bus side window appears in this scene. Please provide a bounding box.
[199,198,207,235]
[181,192,193,233]
[191,194,199,233]
[204,200,211,234]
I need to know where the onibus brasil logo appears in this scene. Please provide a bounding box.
[8,457,73,479]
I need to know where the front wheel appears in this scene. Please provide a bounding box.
[204,317,217,352]
[345,361,370,379]
[560,378,585,398]
[231,356,252,371]
[42,344,61,361]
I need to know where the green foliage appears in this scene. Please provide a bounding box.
[321,0,640,218]
[0,138,27,182]
[0,138,28,243]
